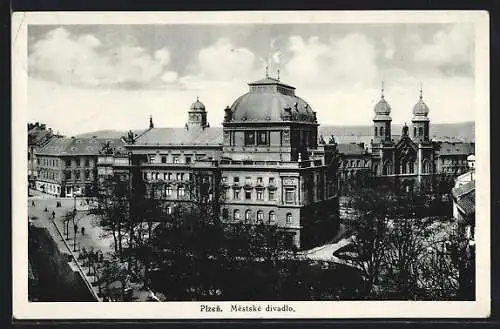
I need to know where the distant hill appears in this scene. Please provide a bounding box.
[76,122,475,143]
[318,122,475,143]
[76,130,129,138]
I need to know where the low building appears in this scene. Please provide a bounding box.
[28,122,55,188]
[434,141,475,176]
[35,136,126,197]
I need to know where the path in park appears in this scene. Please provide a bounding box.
[28,192,155,302]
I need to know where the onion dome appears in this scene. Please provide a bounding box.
[373,83,392,120]
[412,87,430,121]
[190,97,206,112]
[229,77,316,123]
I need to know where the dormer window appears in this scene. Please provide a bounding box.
[244,131,255,146]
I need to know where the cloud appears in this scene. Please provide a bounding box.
[196,38,257,81]
[283,33,379,90]
[383,37,395,60]
[414,24,474,67]
[29,27,176,88]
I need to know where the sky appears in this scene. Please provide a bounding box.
[27,23,475,136]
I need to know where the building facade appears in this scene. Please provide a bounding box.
[111,76,340,249]
[35,136,126,197]
[28,123,55,188]
[324,87,475,193]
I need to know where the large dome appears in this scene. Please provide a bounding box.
[229,77,316,123]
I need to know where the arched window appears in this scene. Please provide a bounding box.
[233,209,240,221]
[375,127,378,136]
[257,210,263,223]
[383,161,392,175]
[401,160,407,174]
[245,210,251,222]
[409,160,415,174]
[286,213,292,224]
[268,211,275,223]
[418,127,423,136]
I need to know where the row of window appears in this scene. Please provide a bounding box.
[340,159,369,168]
[224,209,292,225]
[222,176,275,185]
[228,188,277,201]
[64,170,93,181]
[149,154,206,164]
[143,172,193,181]
[37,158,60,167]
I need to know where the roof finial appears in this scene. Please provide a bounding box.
[196,96,199,102]
[419,82,423,100]
[381,81,385,99]
[277,67,280,81]
[265,65,269,78]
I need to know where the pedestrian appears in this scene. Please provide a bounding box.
[52,211,55,219]
[31,200,35,207]
[44,207,48,212]
[81,226,85,236]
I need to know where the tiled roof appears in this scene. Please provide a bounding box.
[336,143,367,155]
[37,137,126,156]
[134,127,223,146]
[452,180,475,198]
[435,142,475,156]
[456,190,475,217]
[28,128,53,146]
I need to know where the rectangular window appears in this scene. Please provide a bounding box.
[222,176,228,183]
[180,173,185,181]
[256,190,263,200]
[173,156,180,164]
[75,171,80,180]
[85,159,90,167]
[149,155,156,163]
[233,189,240,200]
[165,186,172,196]
[77,158,81,167]
[285,189,295,203]
[245,190,252,200]
[143,172,147,180]
[269,190,276,201]
[164,173,168,180]
[37,159,40,165]
[269,177,275,185]
[168,173,172,180]
[161,156,167,164]
[176,173,181,180]
[66,159,72,167]
[233,177,240,183]
[185,157,191,164]
[166,206,172,215]
[257,131,268,145]
[257,177,263,184]
[178,186,185,197]
[245,177,252,185]
[244,131,255,146]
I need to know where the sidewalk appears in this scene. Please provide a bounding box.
[28,196,153,302]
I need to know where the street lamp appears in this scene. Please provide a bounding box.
[73,194,77,251]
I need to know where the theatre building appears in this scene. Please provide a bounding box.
[119,75,340,249]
